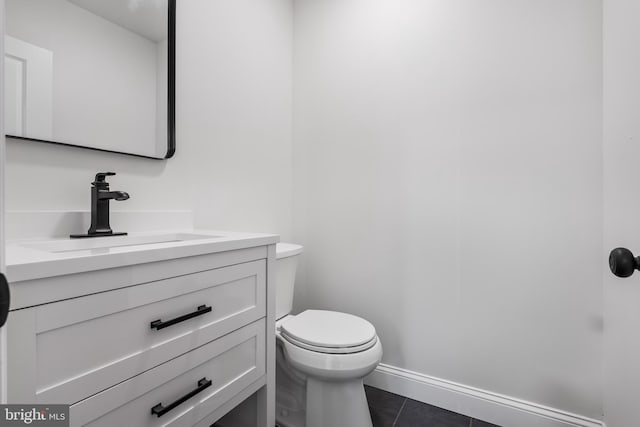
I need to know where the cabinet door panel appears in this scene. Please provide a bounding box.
[9,260,265,404]
[71,319,266,427]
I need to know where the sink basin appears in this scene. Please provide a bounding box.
[21,233,220,253]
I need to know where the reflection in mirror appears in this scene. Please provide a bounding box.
[4,0,175,159]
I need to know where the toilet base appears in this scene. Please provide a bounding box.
[276,343,306,427]
[276,341,375,427]
[305,377,373,427]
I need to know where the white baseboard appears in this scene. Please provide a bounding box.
[365,363,604,427]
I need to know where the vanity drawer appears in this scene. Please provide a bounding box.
[8,259,266,404]
[70,319,266,427]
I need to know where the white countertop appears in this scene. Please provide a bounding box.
[6,229,279,282]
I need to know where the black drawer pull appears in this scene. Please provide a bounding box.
[151,377,212,417]
[150,305,212,330]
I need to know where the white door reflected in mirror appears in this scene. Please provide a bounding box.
[4,36,53,140]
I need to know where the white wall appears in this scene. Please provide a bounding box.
[5,0,293,239]
[177,0,293,235]
[603,1,640,426]
[293,0,603,418]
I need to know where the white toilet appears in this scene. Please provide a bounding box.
[275,243,383,427]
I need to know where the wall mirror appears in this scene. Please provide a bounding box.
[4,0,175,159]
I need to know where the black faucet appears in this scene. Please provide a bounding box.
[70,172,130,238]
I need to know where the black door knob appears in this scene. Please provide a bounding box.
[0,273,9,327]
[609,247,640,278]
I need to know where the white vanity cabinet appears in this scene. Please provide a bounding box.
[5,232,277,427]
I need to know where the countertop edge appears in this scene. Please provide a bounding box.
[6,231,280,283]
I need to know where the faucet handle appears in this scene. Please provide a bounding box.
[94,172,116,184]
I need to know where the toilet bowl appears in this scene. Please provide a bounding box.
[275,244,383,427]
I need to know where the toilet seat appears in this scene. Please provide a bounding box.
[282,332,378,354]
[276,309,383,380]
[278,332,383,381]
[280,310,377,354]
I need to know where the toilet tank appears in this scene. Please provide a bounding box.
[275,243,304,320]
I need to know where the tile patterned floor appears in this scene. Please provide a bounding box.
[365,385,501,427]
[220,385,502,426]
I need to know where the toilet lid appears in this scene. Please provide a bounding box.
[280,310,377,351]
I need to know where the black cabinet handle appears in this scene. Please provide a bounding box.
[609,247,640,278]
[151,377,212,417]
[150,305,212,331]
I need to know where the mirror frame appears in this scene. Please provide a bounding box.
[6,0,176,160]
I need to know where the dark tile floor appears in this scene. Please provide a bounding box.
[365,385,501,427]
